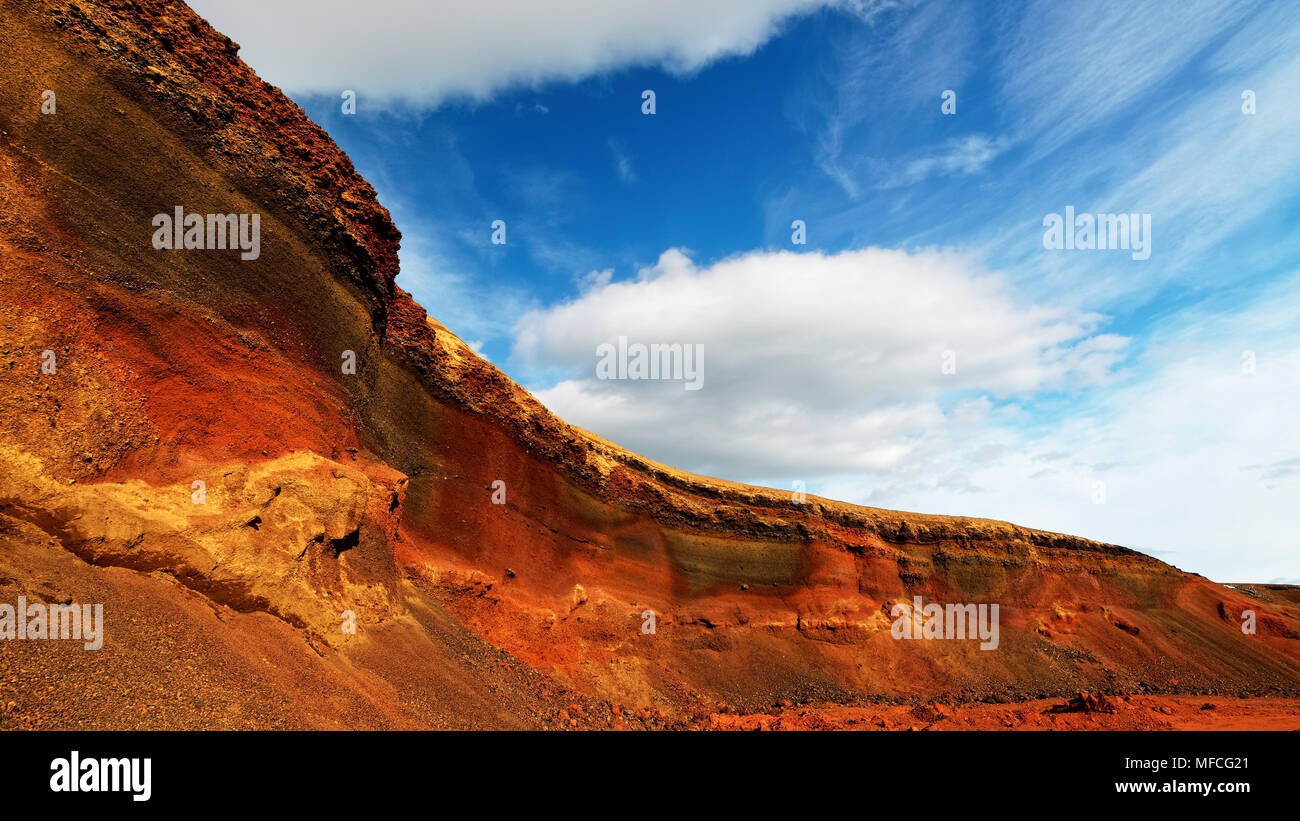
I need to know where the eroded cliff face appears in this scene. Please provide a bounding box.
[1,0,1298,729]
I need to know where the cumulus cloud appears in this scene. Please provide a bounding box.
[514,247,1126,477]
[519,250,1300,581]
[189,0,862,106]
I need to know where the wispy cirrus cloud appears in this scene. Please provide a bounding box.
[879,135,1011,189]
[993,0,1252,160]
[608,139,637,185]
[802,0,978,199]
[972,2,1300,311]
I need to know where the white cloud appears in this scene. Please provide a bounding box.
[576,268,614,292]
[881,135,1010,189]
[189,0,861,106]
[515,247,1125,477]
[519,248,1300,582]
[608,139,637,185]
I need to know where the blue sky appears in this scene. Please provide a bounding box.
[192,0,1300,582]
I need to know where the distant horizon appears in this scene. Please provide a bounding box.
[193,0,1300,584]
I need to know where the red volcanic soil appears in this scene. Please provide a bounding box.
[1,0,1299,730]
[707,696,1300,731]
